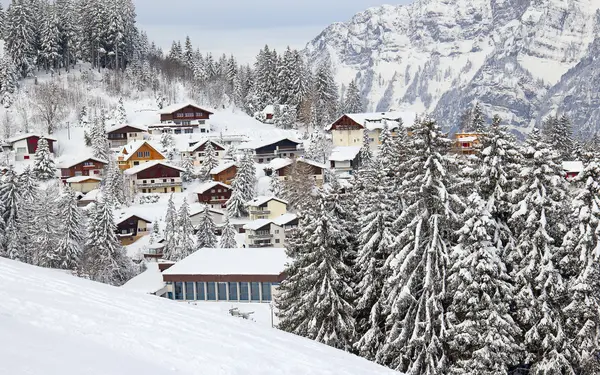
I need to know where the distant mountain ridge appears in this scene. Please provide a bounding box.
[305,0,600,137]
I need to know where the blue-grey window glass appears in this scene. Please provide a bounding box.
[239,282,249,301]
[174,282,183,300]
[261,282,272,301]
[250,282,260,301]
[228,282,238,300]
[218,283,227,300]
[185,282,194,300]
[206,282,216,300]
[196,282,205,300]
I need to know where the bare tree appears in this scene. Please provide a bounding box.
[282,160,317,210]
[32,80,68,134]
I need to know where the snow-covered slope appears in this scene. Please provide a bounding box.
[305,0,600,135]
[0,257,395,375]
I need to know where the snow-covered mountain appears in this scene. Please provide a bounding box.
[305,0,600,136]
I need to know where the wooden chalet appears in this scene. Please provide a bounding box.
[181,139,226,166]
[3,134,57,161]
[210,162,237,185]
[453,133,481,155]
[60,156,108,180]
[106,124,147,148]
[327,112,415,149]
[246,137,304,164]
[149,103,214,135]
[266,158,326,185]
[115,213,152,245]
[161,247,288,302]
[117,141,166,170]
[195,181,232,209]
[124,161,184,194]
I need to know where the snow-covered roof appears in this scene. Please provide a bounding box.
[59,156,108,169]
[121,263,165,294]
[163,247,288,276]
[80,189,102,202]
[189,204,226,217]
[115,212,153,225]
[123,161,185,176]
[243,219,274,231]
[246,196,288,207]
[7,133,58,143]
[329,146,361,162]
[195,181,232,194]
[327,111,417,131]
[158,102,214,115]
[562,161,584,173]
[266,157,327,172]
[186,139,226,153]
[239,136,302,150]
[118,140,165,161]
[105,124,147,133]
[66,176,103,183]
[457,136,478,142]
[210,161,237,175]
[273,213,298,226]
[261,104,288,115]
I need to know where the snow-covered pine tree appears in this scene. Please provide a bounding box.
[160,131,174,153]
[312,60,339,128]
[560,162,600,374]
[195,205,217,249]
[116,97,127,124]
[103,160,126,206]
[236,152,256,202]
[82,198,134,286]
[269,172,283,196]
[54,187,84,270]
[277,186,355,351]
[0,199,6,257]
[162,194,179,260]
[0,169,21,226]
[5,0,36,77]
[445,193,522,373]
[377,117,460,373]
[39,2,60,73]
[176,198,195,260]
[542,114,575,162]
[509,128,574,373]
[0,55,18,108]
[201,141,219,179]
[305,130,333,164]
[91,116,109,160]
[358,128,373,167]
[226,184,247,218]
[19,166,38,202]
[343,80,363,113]
[219,213,238,248]
[33,137,56,180]
[32,184,61,268]
[181,156,195,182]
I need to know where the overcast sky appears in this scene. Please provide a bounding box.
[134,1,411,63]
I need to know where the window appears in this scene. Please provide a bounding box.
[137,151,143,158]
[144,151,150,157]
[275,230,279,234]
[185,112,194,117]
[228,282,238,301]
[171,179,175,182]
[261,283,272,301]
[250,282,260,301]
[184,128,193,134]
[185,282,194,300]
[141,189,147,193]
[16,147,26,154]
[174,282,184,300]
[275,239,280,244]
[196,282,205,300]
[206,282,216,300]
[142,180,147,184]
[75,171,82,176]
[174,129,182,134]
[176,113,184,118]
[258,158,263,163]
[83,161,94,166]
[239,282,249,301]
[133,161,139,166]
[171,187,175,192]
[167,292,173,299]
[195,112,204,117]
[163,179,167,182]
[217,282,227,300]
[150,180,155,183]
[182,121,191,125]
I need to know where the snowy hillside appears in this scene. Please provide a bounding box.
[0,257,396,375]
[305,0,600,136]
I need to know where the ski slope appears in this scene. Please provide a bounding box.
[0,258,396,375]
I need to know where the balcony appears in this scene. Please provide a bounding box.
[249,242,273,248]
[249,209,270,215]
[248,232,272,239]
[137,181,181,188]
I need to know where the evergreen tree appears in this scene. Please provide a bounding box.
[343,80,362,113]
[32,184,60,267]
[5,0,36,77]
[269,172,283,196]
[560,162,600,374]
[234,152,256,202]
[281,160,317,211]
[542,114,575,161]
[358,128,373,166]
[39,2,61,72]
[196,205,216,248]
[226,184,247,218]
[54,187,84,270]
[91,116,109,160]
[219,213,238,248]
[181,156,195,182]
[445,193,522,373]
[377,117,459,373]
[162,194,178,260]
[176,198,195,259]
[116,97,127,124]
[312,60,339,128]
[277,186,355,351]
[201,141,219,179]
[0,55,18,108]
[509,129,574,373]
[305,130,332,164]
[33,137,56,180]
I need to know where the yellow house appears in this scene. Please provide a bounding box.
[246,196,288,221]
[115,213,153,245]
[65,176,102,193]
[117,140,166,170]
[453,133,481,155]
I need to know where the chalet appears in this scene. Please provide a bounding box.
[453,133,481,155]
[327,112,416,150]
[272,213,299,247]
[195,181,232,209]
[207,134,248,147]
[144,243,166,261]
[59,156,108,180]
[2,134,57,161]
[189,205,225,228]
[180,139,226,166]
[247,196,288,221]
[66,176,102,193]
[115,213,153,245]
[116,140,166,170]
[77,189,102,207]
[106,124,147,148]
[210,162,237,185]
[563,161,584,180]
[265,158,327,185]
[243,137,304,163]
[329,146,361,177]
[149,103,213,135]
[243,219,276,248]
[162,247,288,302]
[124,161,184,194]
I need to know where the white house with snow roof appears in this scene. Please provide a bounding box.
[189,204,226,228]
[329,146,361,177]
[2,133,58,162]
[124,161,184,194]
[563,161,584,180]
[246,196,288,220]
[327,111,416,150]
[161,247,288,302]
[180,139,226,166]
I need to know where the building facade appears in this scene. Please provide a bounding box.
[149,103,213,135]
[124,162,184,194]
[329,146,361,177]
[117,141,166,170]
[3,134,57,161]
[106,125,147,148]
[246,196,288,221]
[180,140,226,166]
[66,176,102,193]
[115,214,152,245]
[249,138,304,164]
[60,157,108,180]
[195,182,232,209]
[210,163,237,185]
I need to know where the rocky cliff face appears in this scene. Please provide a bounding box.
[305,0,600,136]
